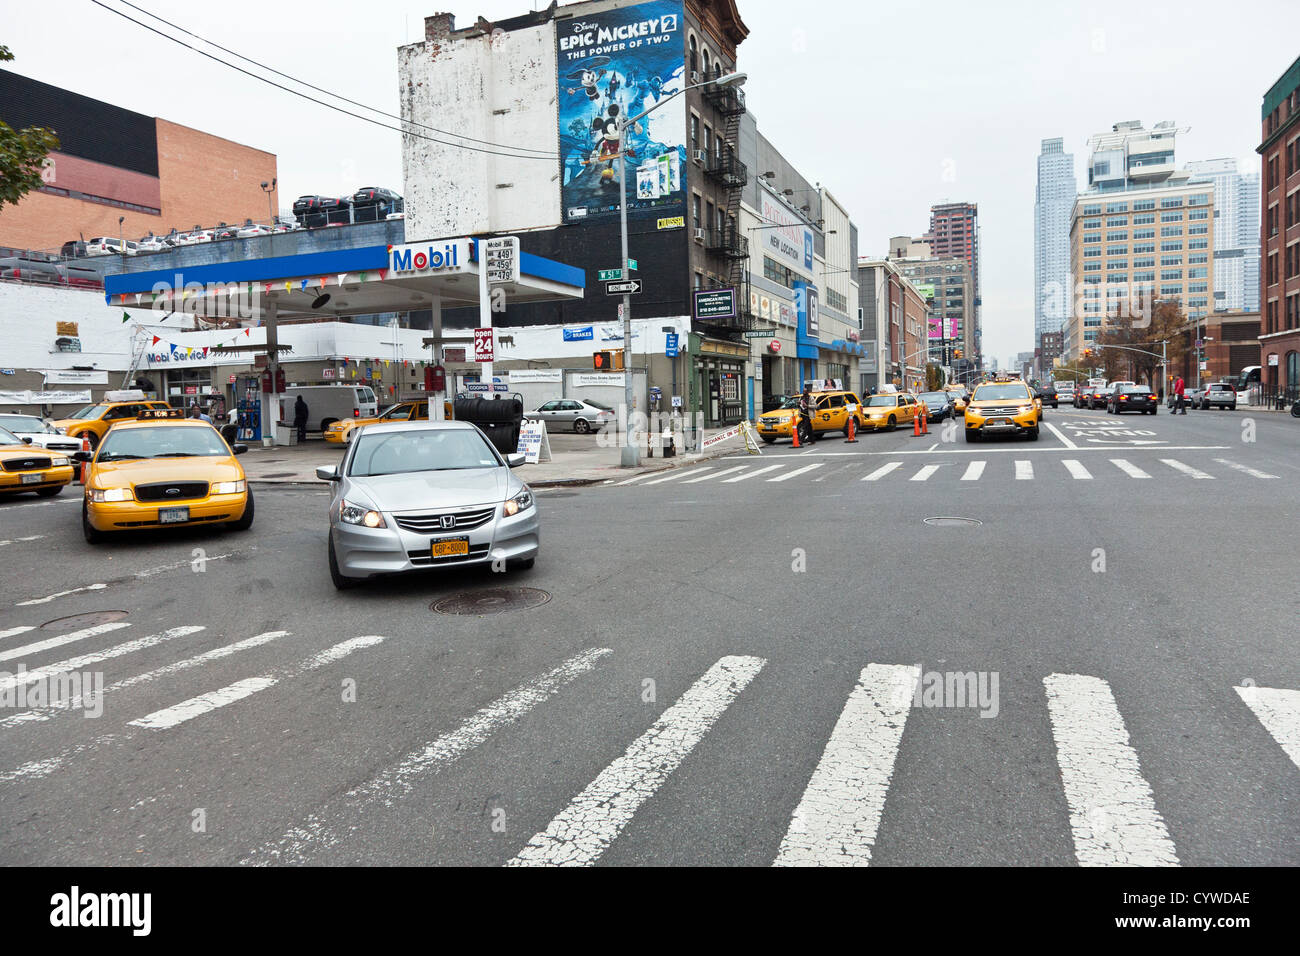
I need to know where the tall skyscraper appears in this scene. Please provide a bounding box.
[1034,138,1076,348]
[926,202,980,361]
[1185,158,1261,312]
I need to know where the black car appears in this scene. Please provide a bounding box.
[917,391,954,422]
[350,187,403,223]
[1108,385,1158,415]
[1089,386,1113,409]
[1037,384,1058,408]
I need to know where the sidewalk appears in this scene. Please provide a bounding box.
[238,426,750,488]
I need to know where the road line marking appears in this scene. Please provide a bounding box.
[1015,460,1034,480]
[0,627,204,694]
[682,466,746,483]
[1043,673,1180,867]
[15,583,108,607]
[768,464,822,482]
[241,647,613,865]
[1061,459,1092,480]
[642,469,705,485]
[774,663,920,866]
[1043,421,1078,448]
[1235,686,1300,770]
[128,635,384,731]
[0,631,288,731]
[910,465,940,481]
[0,626,36,641]
[722,464,782,482]
[0,535,44,548]
[134,552,235,578]
[613,472,666,486]
[1110,459,1151,479]
[1161,458,1214,479]
[927,443,938,451]
[508,655,765,867]
[1212,458,1279,480]
[861,462,902,481]
[961,461,985,481]
[0,623,131,664]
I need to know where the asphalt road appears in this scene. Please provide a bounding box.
[1,404,1297,866]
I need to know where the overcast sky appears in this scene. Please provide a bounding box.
[5,0,1296,365]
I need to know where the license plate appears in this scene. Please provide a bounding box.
[21,473,42,485]
[987,418,1010,426]
[431,537,470,558]
[159,506,190,523]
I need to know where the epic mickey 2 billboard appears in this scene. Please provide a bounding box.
[556,0,686,224]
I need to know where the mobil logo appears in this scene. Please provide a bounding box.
[389,239,469,275]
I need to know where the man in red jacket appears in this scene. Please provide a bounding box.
[1174,375,1187,415]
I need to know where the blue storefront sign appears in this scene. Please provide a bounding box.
[563,327,594,342]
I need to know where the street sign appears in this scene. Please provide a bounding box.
[743,329,775,339]
[598,261,637,281]
[605,279,643,296]
[473,327,495,363]
[483,236,519,285]
[665,332,679,357]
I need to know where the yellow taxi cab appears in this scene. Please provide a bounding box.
[53,391,172,450]
[755,390,869,443]
[324,398,453,444]
[860,391,920,431]
[76,409,253,543]
[0,424,76,498]
[964,379,1041,443]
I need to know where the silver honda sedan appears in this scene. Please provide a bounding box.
[316,420,539,589]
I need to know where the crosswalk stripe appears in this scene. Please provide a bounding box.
[1213,458,1279,480]
[0,627,204,694]
[15,583,109,607]
[910,465,940,481]
[1110,459,1151,479]
[0,623,131,664]
[614,472,663,486]
[861,462,902,481]
[774,663,920,866]
[0,536,44,548]
[0,626,36,641]
[1235,685,1300,770]
[1161,458,1213,479]
[682,465,747,483]
[723,464,783,482]
[961,461,985,481]
[1043,673,1180,867]
[642,469,705,485]
[128,635,384,731]
[1015,460,1034,480]
[508,655,766,866]
[768,464,822,482]
[1061,459,1092,480]
[243,647,614,865]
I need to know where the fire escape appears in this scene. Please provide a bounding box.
[700,67,751,333]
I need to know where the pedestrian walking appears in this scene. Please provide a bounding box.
[796,383,814,445]
[293,395,309,442]
[1174,375,1187,415]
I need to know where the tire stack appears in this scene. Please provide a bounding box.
[453,396,524,454]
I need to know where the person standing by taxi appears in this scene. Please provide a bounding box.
[293,395,309,443]
[796,383,814,445]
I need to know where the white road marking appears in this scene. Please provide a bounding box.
[722,464,783,482]
[135,552,235,578]
[1110,459,1151,479]
[1015,460,1034,480]
[1212,458,1278,480]
[961,461,985,481]
[1061,459,1092,480]
[1043,421,1079,448]
[1043,673,1180,867]
[242,647,613,865]
[1235,685,1300,771]
[927,443,938,451]
[861,462,902,481]
[768,464,822,482]
[774,663,920,866]
[682,466,747,483]
[614,472,665,486]
[14,583,108,606]
[0,626,36,641]
[1161,458,1214,479]
[509,655,765,867]
[0,535,44,548]
[642,469,705,485]
[910,465,940,481]
[128,635,384,730]
[0,623,130,664]
[0,627,204,694]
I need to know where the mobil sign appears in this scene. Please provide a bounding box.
[389,239,470,275]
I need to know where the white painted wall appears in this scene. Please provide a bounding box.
[0,282,133,373]
[399,24,561,238]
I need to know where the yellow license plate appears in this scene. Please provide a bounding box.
[431,538,470,558]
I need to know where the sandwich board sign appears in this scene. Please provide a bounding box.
[516,419,552,464]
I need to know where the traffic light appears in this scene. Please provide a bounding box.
[954,349,963,359]
[593,350,614,370]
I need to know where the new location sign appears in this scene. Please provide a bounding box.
[473,327,495,363]
[605,279,643,296]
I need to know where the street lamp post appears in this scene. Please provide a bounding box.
[616,70,746,467]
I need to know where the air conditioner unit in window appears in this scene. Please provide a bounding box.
[690,71,701,84]
[693,228,706,242]
[692,149,706,163]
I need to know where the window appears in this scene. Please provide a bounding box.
[1160,284,1182,296]
[1082,204,1102,215]
[1188,254,1207,264]
[692,193,701,228]
[1161,242,1183,252]
[1161,256,1183,266]
[1107,216,1128,226]
[1189,209,1208,220]
[1160,197,1183,208]
[1105,202,1128,213]
[1188,193,1210,206]
[1134,229,1155,239]
[1134,257,1155,268]
[1188,239,1208,250]
[1107,245,1128,255]
[1188,267,1207,279]
[1133,214,1155,225]
[689,35,698,75]
[1107,260,1128,269]
[1083,248,1101,258]
[690,114,699,149]
[1083,263,1102,272]
[1161,212,1183,222]
[1084,218,1101,229]
[1161,226,1183,237]
[1106,231,1128,241]
[1134,271,1155,282]
[1083,234,1101,244]
[1188,225,1208,235]
[1134,242,1155,253]
[1133,200,1155,211]
[1188,282,1208,293]
[1161,269,1183,280]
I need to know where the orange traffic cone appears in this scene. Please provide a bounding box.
[920,410,929,435]
[913,412,922,437]
[844,414,858,443]
[791,415,801,448]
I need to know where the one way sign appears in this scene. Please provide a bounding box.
[604,279,643,296]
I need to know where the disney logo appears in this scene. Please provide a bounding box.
[570,20,599,32]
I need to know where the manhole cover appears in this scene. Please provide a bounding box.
[923,516,983,527]
[41,610,128,630]
[432,587,552,615]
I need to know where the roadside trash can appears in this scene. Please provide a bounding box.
[275,422,297,446]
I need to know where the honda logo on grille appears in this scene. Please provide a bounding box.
[440,515,455,529]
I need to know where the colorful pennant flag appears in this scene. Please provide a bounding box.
[121,312,130,323]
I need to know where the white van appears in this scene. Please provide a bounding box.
[280,384,378,434]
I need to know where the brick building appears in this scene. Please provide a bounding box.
[1257,55,1300,398]
[0,69,278,253]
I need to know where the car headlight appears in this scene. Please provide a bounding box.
[56,427,68,435]
[1017,405,1032,414]
[51,457,70,467]
[339,500,385,528]
[503,487,533,517]
[90,488,132,502]
[212,479,246,494]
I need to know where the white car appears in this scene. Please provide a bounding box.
[385,212,405,221]
[85,237,127,256]
[137,236,172,253]
[0,414,85,454]
[236,223,273,238]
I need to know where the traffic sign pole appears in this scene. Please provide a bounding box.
[618,122,638,467]
[477,239,492,384]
